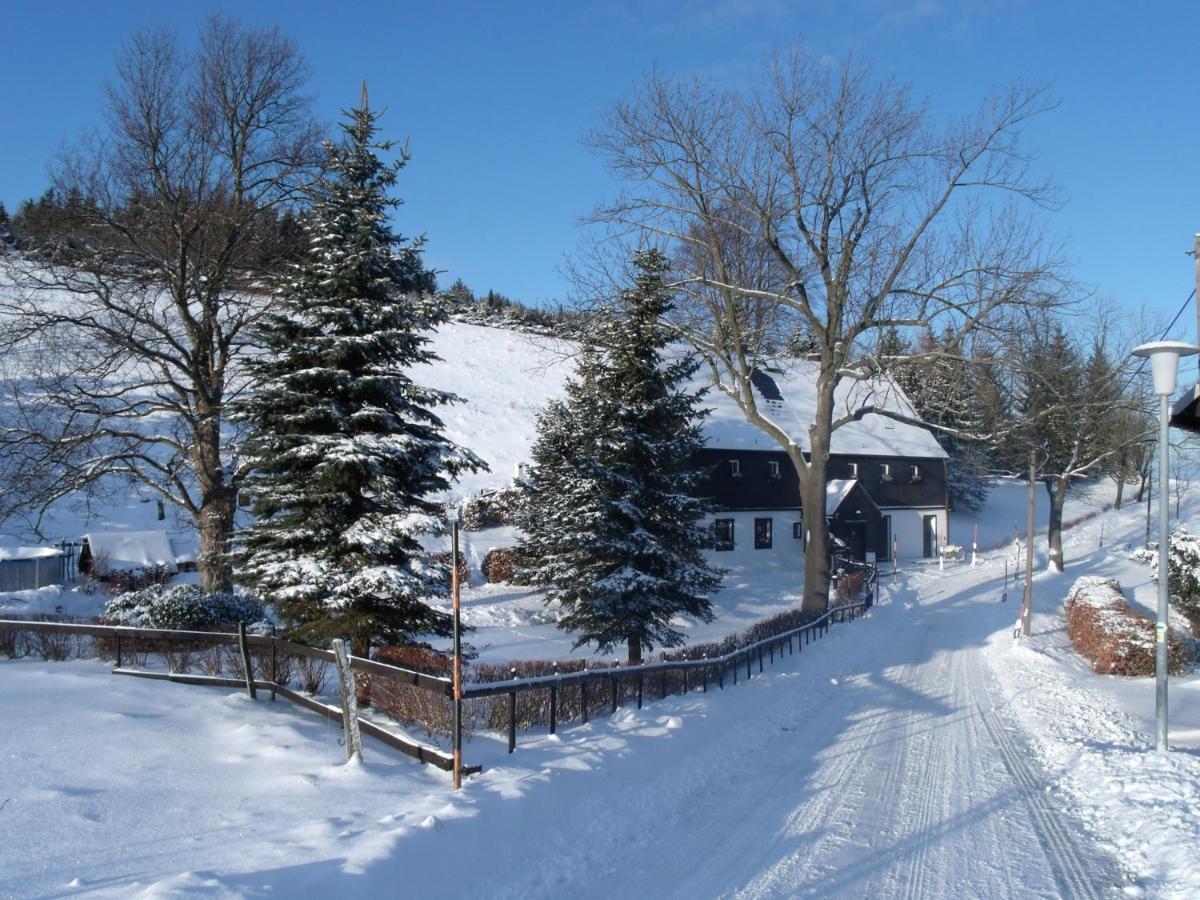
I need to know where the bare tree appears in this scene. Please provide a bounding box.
[0,15,320,590]
[586,46,1065,611]
[1004,307,1147,572]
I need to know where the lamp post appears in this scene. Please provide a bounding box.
[445,501,464,787]
[1131,340,1199,752]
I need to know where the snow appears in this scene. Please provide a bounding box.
[825,478,859,513]
[5,477,1200,895]
[83,530,179,575]
[0,545,61,561]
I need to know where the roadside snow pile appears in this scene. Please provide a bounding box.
[102,584,268,631]
[1065,576,1191,676]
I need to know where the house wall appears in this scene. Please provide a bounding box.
[695,448,947,512]
[704,510,805,573]
[881,506,950,561]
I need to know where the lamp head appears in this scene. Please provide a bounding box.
[445,501,460,524]
[1132,340,1199,396]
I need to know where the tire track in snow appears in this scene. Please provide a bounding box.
[895,649,956,900]
[973,661,1122,900]
[733,655,937,898]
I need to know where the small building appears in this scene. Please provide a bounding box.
[79,531,180,578]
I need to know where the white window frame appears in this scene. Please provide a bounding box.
[881,463,892,482]
[729,459,741,478]
[910,464,921,482]
[848,462,858,477]
[768,460,780,479]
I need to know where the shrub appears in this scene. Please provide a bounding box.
[481,548,515,583]
[102,584,268,632]
[461,487,523,531]
[0,625,23,659]
[1130,527,1200,636]
[1065,576,1192,676]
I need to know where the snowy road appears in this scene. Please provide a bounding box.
[444,569,1126,899]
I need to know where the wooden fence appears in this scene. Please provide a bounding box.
[464,597,869,754]
[0,585,872,778]
[0,618,466,772]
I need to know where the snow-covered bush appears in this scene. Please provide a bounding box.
[1128,527,1200,634]
[102,584,268,632]
[1064,576,1191,676]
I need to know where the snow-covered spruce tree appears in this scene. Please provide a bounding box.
[515,250,722,663]
[235,93,484,657]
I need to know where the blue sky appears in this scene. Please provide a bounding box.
[3,1,1198,339]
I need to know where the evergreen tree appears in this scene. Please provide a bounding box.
[515,250,723,663]
[235,92,484,656]
[882,327,993,510]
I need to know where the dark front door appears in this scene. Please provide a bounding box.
[923,514,938,558]
[845,521,867,560]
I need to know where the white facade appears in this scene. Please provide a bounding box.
[878,506,948,562]
[704,510,806,573]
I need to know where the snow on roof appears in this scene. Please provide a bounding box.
[825,479,859,514]
[0,546,62,561]
[696,358,946,459]
[413,321,945,499]
[83,531,178,575]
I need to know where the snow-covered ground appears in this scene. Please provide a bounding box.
[4,475,1200,897]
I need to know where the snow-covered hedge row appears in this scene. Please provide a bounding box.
[1064,576,1191,676]
[460,487,523,531]
[102,584,269,632]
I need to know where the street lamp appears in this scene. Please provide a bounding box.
[445,501,464,787]
[1131,340,1199,752]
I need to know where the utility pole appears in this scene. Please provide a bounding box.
[1022,449,1036,637]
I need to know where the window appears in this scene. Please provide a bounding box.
[729,459,741,478]
[881,463,892,482]
[792,520,805,547]
[713,519,735,551]
[848,462,858,477]
[754,517,773,549]
[768,460,780,479]
[910,464,921,482]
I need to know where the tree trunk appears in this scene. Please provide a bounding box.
[1135,473,1148,504]
[1046,477,1067,572]
[627,635,642,665]
[1022,452,1036,637]
[1114,477,1124,510]
[799,451,830,615]
[194,404,236,593]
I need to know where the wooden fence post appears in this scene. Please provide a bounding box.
[637,670,644,709]
[238,622,257,700]
[550,682,558,735]
[331,638,362,763]
[581,678,589,725]
[610,675,618,714]
[702,658,708,693]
